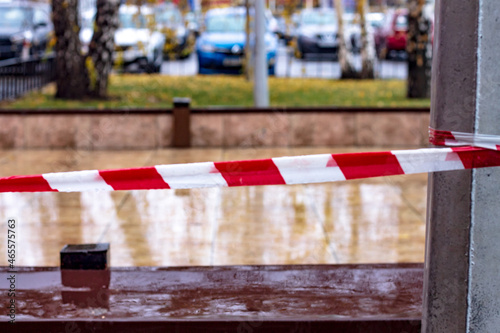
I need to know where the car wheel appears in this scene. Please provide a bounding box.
[153,63,161,73]
[145,61,160,74]
[146,50,162,73]
[179,51,190,60]
[268,65,275,76]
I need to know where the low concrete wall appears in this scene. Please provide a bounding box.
[191,111,430,148]
[0,108,430,149]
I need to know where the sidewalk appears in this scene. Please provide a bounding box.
[0,147,427,267]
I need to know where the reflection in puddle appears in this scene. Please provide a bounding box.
[0,175,427,267]
[130,189,220,266]
[0,193,58,265]
[359,184,401,262]
[80,192,134,266]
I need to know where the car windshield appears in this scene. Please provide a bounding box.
[156,9,182,25]
[206,13,245,32]
[120,12,150,29]
[367,14,384,28]
[395,15,407,29]
[301,11,336,26]
[0,7,30,29]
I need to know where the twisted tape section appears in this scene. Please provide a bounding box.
[429,127,500,150]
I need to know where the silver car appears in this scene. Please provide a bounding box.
[295,8,339,59]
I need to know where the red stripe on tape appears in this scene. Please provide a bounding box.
[0,175,56,192]
[452,147,500,169]
[214,159,286,186]
[334,151,405,179]
[99,167,170,190]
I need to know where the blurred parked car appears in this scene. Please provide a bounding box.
[116,5,165,72]
[294,8,338,59]
[196,7,278,75]
[79,5,165,73]
[156,3,194,59]
[0,1,53,60]
[374,8,408,59]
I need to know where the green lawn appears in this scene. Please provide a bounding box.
[1,75,430,109]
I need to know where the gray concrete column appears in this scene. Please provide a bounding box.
[423,0,500,332]
[466,1,500,331]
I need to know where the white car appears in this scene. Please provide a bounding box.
[115,5,165,73]
[80,5,165,73]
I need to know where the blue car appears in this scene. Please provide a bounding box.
[196,7,277,75]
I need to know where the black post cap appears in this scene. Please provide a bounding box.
[173,97,191,108]
[60,243,110,270]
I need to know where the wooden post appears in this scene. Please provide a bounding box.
[172,97,191,148]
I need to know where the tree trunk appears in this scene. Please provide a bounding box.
[52,0,89,99]
[357,0,375,79]
[88,0,120,98]
[333,0,358,79]
[407,0,431,98]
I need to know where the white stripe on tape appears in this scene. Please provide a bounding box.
[273,154,346,184]
[43,170,114,192]
[155,162,228,189]
[393,148,465,174]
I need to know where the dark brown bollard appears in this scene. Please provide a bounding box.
[60,243,111,308]
[172,97,191,148]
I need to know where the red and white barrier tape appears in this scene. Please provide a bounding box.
[429,128,500,150]
[1,146,500,192]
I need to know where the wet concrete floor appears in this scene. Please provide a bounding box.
[0,147,427,267]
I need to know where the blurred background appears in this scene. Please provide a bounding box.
[0,0,434,103]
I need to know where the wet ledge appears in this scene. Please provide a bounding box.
[0,263,423,332]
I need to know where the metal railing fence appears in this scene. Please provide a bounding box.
[0,54,56,102]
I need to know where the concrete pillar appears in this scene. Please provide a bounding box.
[423,0,500,332]
[465,1,500,331]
